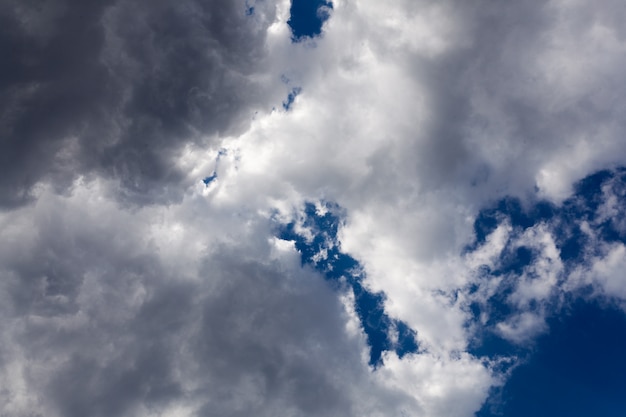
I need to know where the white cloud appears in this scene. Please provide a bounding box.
[582,243,626,302]
[508,225,563,309]
[496,312,548,345]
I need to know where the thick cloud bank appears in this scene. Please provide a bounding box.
[2,0,626,416]
[0,0,281,206]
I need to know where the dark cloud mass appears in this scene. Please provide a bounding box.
[0,0,276,207]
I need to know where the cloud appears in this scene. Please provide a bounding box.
[464,169,626,347]
[0,0,283,207]
[2,0,626,416]
[0,181,493,417]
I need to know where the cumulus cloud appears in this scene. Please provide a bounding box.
[0,182,349,416]
[2,0,626,416]
[0,0,284,207]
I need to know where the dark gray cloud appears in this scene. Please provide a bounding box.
[0,0,276,208]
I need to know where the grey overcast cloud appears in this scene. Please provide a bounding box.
[2,1,626,416]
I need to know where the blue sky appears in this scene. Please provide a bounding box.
[479,300,626,417]
[287,0,332,40]
[2,1,626,416]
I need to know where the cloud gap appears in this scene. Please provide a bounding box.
[277,201,419,366]
[466,167,626,415]
[287,0,333,42]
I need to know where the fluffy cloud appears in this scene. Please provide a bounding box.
[0,182,365,416]
[2,0,626,416]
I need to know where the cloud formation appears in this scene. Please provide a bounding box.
[2,0,626,416]
[0,0,282,206]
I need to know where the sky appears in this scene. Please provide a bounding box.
[1,0,626,416]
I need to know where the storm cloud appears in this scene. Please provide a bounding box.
[0,0,279,207]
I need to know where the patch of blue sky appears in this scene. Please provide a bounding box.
[469,169,626,331]
[468,167,626,416]
[202,149,227,186]
[282,87,302,111]
[277,202,418,366]
[287,0,333,41]
[244,0,257,16]
[478,300,626,417]
[202,172,217,186]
